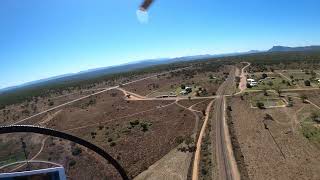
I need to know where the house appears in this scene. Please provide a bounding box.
[181,87,192,95]
[247,78,258,86]
[180,90,188,95]
[185,87,192,93]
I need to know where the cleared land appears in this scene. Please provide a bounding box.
[227,92,320,180]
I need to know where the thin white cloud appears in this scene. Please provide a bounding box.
[136,10,149,24]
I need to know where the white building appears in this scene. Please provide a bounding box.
[247,78,258,86]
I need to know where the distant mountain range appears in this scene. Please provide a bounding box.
[268,45,320,52]
[1,45,318,93]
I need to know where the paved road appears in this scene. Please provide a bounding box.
[213,67,240,180]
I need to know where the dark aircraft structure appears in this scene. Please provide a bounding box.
[140,0,155,11]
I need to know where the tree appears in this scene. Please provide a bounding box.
[264,114,274,121]
[261,73,268,79]
[274,86,282,97]
[181,84,186,89]
[202,110,206,116]
[267,81,273,86]
[235,76,241,83]
[263,88,268,96]
[300,94,308,103]
[256,102,265,109]
[311,70,317,79]
[72,147,82,156]
[311,112,320,122]
[304,80,311,86]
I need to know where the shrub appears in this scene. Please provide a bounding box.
[140,123,149,132]
[175,136,184,144]
[264,114,273,121]
[311,112,320,123]
[185,137,193,145]
[267,81,273,86]
[107,138,113,142]
[256,102,265,109]
[300,94,308,103]
[235,76,240,83]
[130,120,140,127]
[72,147,82,156]
[110,142,116,147]
[261,73,268,79]
[304,80,311,86]
[69,159,76,167]
[202,110,206,115]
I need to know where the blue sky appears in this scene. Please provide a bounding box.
[1,0,320,89]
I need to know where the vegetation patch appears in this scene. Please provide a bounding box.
[300,111,320,148]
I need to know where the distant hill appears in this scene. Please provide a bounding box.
[269,45,320,52]
[0,47,304,93]
[0,51,258,93]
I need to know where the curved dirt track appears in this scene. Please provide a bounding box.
[192,100,214,180]
[239,62,251,93]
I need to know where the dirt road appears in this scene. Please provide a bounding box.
[10,67,191,126]
[213,67,240,180]
[239,62,250,93]
[192,100,214,180]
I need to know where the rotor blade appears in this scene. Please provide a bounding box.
[140,0,154,11]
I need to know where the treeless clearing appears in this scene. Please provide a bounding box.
[228,95,320,180]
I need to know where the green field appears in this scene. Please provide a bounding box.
[250,93,287,108]
[282,70,320,88]
[249,76,296,90]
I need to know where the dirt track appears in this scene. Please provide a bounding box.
[239,62,250,93]
[213,67,240,180]
[192,100,214,180]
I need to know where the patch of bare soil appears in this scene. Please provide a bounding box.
[0,89,101,125]
[178,99,210,109]
[298,89,320,106]
[122,74,184,96]
[18,89,172,128]
[15,89,195,178]
[134,144,193,180]
[122,70,223,97]
[191,99,212,113]
[225,98,250,180]
[229,95,320,180]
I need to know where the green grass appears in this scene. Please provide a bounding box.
[301,122,320,148]
[249,77,294,90]
[300,112,320,149]
[282,71,320,87]
[250,93,286,108]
